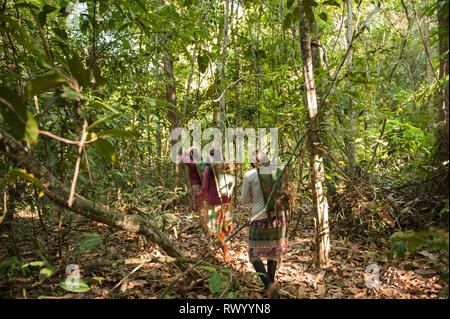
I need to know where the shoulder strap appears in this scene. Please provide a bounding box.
[195,163,204,183]
[256,166,275,218]
[210,164,223,205]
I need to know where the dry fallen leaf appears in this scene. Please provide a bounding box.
[120,278,129,293]
[354,290,367,299]
[418,250,438,261]
[316,285,326,297]
[128,279,147,289]
[297,285,306,298]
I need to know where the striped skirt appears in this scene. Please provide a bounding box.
[207,203,233,242]
[248,211,288,262]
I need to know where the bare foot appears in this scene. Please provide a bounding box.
[222,244,230,262]
[266,283,279,299]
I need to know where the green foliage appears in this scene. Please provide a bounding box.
[0,86,39,143]
[59,278,91,293]
[24,73,67,98]
[389,230,449,283]
[199,265,239,298]
[74,233,104,255]
[0,0,447,298]
[0,168,44,196]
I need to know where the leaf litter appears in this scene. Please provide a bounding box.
[0,202,447,299]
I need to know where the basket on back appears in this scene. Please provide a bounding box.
[195,161,236,199]
[257,163,292,221]
[211,162,236,198]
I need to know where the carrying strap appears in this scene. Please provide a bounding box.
[210,164,223,205]
[195,163,204,184]
[256,166,276,220]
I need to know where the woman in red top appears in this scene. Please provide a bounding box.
[195,149,233,262]
[180,147,208,233]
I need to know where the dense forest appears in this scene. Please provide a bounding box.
[0,0,448,299]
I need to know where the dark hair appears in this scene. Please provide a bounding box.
[251,150,270,168]
[208,148,223,163]
[190,148,202,161]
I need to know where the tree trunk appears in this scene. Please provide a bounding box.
[423,15,434,119]
[436,0,449,196]
[161,36,180,188]
[217,0,232,135]
[0,128,193,273]
[344,0,356,176]
[297,0,330,267]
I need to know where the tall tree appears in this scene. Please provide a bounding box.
[436,0,449,196]
[159,0,180,187]
[297,0,330,267]
[344,0,356,176]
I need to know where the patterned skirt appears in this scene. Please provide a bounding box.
[207,203,233,243]
[248,211,288,262]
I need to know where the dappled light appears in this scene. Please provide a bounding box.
[0,0,448,301]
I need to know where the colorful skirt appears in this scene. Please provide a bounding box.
[248,211,288,262]
[207,203,233,243]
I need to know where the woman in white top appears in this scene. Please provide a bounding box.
[241,151,288,299]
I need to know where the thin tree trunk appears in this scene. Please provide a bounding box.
[344,0,356,176]
[161,36,180,188]
[181,44,198,126]
[436,0,449,196]
[218,0,231,134]
[422,15,434,119]
[297,0,330,267]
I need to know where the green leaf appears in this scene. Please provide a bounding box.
[0,14,50,66]
[88,100,118,114]
[287,0,295,8]
[24,73,67,98]
[92,138,117,163]
[38,11,47,26]
[39,267,54,280]
[395,241,406,259]
[97,129,135,138]
[304,5,315,22]
[407,235,424,251]
[219,268,233,273]
[197,53,208,74]
[322,0,341,7]
[69,53,90,88]
[75,233,103,254]
[93,65,107,88]
[87,113,120,131]
[59,278,91,293]
[0,86,39,144]
[208,272,222,294]
[292,6,300,22]
[319,12,328,22]
[198,265,216,272]
[21,261,46,268]
[283,12,293,27]
[303,0,319,7]
[87,276,105,285]
[136,96,173,108]
[43,5,56,14]
[61,87,85,101]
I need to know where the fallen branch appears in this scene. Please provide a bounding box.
[0,128,196,276]
[82,256,215,271]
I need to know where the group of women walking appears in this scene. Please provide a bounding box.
[181,147,289,299]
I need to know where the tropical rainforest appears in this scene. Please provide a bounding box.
[0,0,448,299]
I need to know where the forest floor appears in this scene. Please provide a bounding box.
[0,201,448,299]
